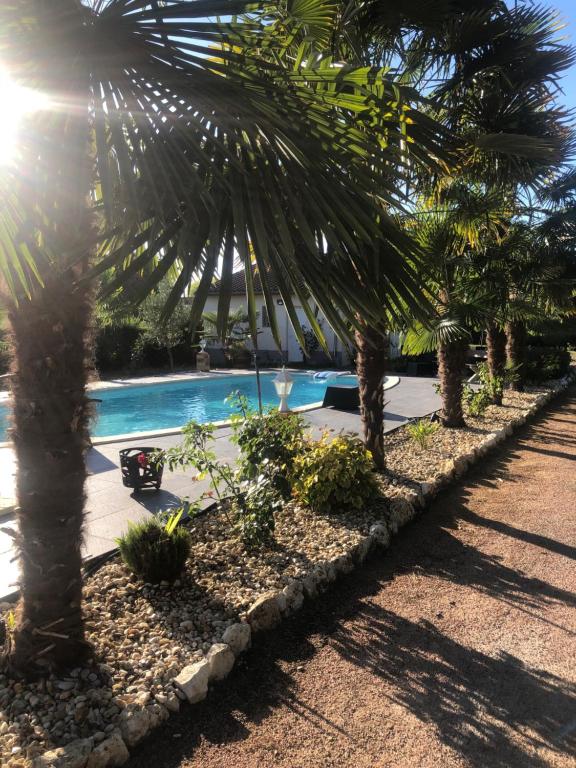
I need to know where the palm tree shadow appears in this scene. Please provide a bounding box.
[330,603,576,768]
[123,539,576,768]
[398,523,576,620]
[122,395,576,767]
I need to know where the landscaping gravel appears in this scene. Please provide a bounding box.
[383,389,540,484]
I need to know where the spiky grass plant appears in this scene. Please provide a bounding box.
[117,511,190,584]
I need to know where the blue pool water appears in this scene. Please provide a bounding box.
[0,372,358,440]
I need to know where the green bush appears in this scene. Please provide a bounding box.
[95,323,142,372]
[462,362,518,415]
[229,392,305,497]
[525,347,571,383]
[291,434,378,514]
[117,511,191,583]
[0,330,11,377]
[462,383,492,417]
[407,418,439,449]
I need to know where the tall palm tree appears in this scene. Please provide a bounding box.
[335,0,574,453]
[354,321,388,468]
[0,0,419,676]
[97,1,457,471]
[470,214,576,393]
[404,184,505,427]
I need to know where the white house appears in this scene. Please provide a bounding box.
[203,270,354,366]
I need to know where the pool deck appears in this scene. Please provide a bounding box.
[0,374,440,601]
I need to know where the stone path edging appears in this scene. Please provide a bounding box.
[29,371,575,768]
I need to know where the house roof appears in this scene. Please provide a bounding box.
[207,268,280,296]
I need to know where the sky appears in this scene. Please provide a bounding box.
[551,0,576,114]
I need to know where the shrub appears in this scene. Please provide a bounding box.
[0,329,11,377]
[233,464,284,547]
[525,347,571,383]
[462,383,492,417]
[407,418,439,449]
[228,392,305,497]
[117,510,191,583]
[291,434,378,514]
[462,362,518,415]
[478,361,518,402]
[95,323,142,372]
[162,420,284,548]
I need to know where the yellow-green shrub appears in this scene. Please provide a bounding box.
[291,434,378,514]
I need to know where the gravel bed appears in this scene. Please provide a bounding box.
[383,389,540,485]
[0,381,564,767]
[0,507,380,766]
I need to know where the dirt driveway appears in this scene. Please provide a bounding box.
[126,391,576,768]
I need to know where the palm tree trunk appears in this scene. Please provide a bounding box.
[505,320,526,391]
[437,338,468,428]
[6,272,93,675]
[167,347,175,371]
[486,323,507,405]
[355,324,388,470]
[3,52,94,676]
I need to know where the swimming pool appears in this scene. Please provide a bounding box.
[0,372,358,441]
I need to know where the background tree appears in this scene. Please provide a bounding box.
[138,284,190,371]
[335,0,574,452]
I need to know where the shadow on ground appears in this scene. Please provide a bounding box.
[125,392,576,768]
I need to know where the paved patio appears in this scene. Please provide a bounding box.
[0,376,440,600]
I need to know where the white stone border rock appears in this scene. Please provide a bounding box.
[28,370,575,768]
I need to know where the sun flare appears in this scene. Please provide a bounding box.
[0,71,49,165]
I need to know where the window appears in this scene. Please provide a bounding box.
[261,305,271,328]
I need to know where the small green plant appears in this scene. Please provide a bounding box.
[462,361,518,415]
[291,433,378,515]
[462,383,492,417]
[407,418,440,449]
[228,392,305,498]
[478,361,518,404]
[162,422,240,505]
[116,509,191,584]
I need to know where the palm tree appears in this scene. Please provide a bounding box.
[354,321,388,468]
[96,2,458,471]
[96,1,574,462]
[0,0,416,676]
[404,185,505,427]
[334,0,574,453]
[504,229,576,390]
[469,224,537,397]
[470,214,575,394]
[202,307,250,366]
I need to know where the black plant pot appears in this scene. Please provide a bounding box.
[119,447,164,491]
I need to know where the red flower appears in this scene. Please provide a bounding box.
[137,452,148,469]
